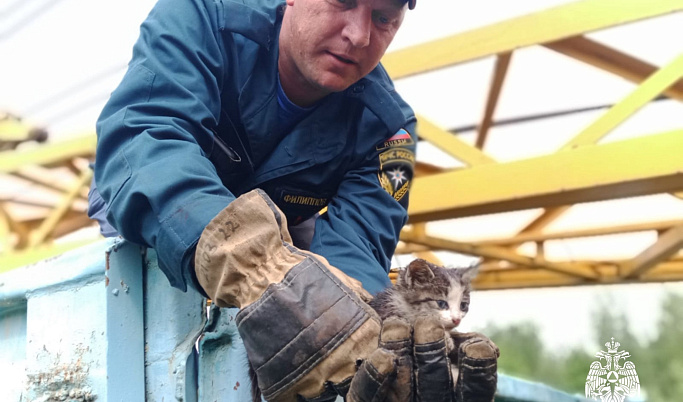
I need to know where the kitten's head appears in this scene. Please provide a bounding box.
[396,259,478,331]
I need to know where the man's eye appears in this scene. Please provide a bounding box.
[436,300,449,310]
[460,302,469,311]
[373,12,391,25]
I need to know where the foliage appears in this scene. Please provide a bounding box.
[481,291,683,401]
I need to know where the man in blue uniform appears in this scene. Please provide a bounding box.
[90,0,498,400]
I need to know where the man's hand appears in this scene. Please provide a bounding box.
[194,189,381,401]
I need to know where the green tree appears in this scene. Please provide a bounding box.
[480,290,683,400]
[485,322,546,381]
[637,292,683,402]
[591,294,642,356]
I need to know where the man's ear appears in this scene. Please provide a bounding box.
[286,0,294,6]
[400,259,435,287]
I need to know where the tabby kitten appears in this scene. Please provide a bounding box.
[370,258,477,332]
[370,258,479,383]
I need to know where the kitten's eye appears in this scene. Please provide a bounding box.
[460,302,469,311]
[436,300,449,310]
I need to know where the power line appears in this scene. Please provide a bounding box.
[0,0,67,41]
[448,95,669,134]
[0,0,34,20]
[23,64,127,116]
[39,91,113,125]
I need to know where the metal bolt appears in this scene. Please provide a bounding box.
[112,289,119,296]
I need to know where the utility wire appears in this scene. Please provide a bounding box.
[448,95,668,134]
[0,0,34,20]
[0,0,67,41]
[39,91,113,125]
[23,64,127,116]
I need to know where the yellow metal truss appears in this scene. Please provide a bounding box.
[0,133,97,273]
[387,0,683,289]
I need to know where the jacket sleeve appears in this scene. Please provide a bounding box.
[309,110,417,295]
[94,0,234,290]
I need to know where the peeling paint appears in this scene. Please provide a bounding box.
[25,345,97,402]
[120,279,129,294]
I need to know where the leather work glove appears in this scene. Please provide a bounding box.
[348,317,499,402]
[346,317,414,402]
[194,189,382,401]
[450,332,500,402]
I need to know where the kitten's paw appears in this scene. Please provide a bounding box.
[446,334,456,354]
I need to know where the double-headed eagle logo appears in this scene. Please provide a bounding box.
[585,338,640,402]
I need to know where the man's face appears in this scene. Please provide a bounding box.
[279,0,406,103]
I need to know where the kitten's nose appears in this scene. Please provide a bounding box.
[452,318,461,326]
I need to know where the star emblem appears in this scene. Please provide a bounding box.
[387,167,407,187]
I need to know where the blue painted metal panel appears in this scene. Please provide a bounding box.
[105,239,146,402]
[0,238,113,307]
[143,248,206,402]
[0,303,27,402]
[198,305,256,401]
[24,280,107,401]
[496,374,590,401]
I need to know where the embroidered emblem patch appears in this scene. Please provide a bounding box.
[376,128,414,150]
[378,148,414,204]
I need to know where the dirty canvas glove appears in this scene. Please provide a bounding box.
[413,316,455,402]
[450,332,499,402]
[194,189,382,402]
[349,316,460,402]
[347,317,414,402]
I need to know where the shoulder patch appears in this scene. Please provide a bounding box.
[378,148,414,205]
[376,128,414,151]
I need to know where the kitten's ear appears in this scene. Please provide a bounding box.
[458,262,480,283]
[401,259,435,286]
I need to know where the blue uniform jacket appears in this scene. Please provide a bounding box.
[93,0,417,295]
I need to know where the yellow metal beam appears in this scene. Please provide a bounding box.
[519,206,571,236]
[473,261,683,290]
[0,134,96,174]
[382,0,683,79]
[416,114,496,166]
[414,161,446,177]
[406,223,444,265]
[27,168,93,248]
[0,118,35,142]
[0,204,11,252]
[12,167,90,200]
[476,219,683,246]
[622,225,683,279]
[400,230,598,280]
[395,242,431,255]
[476,52,512,149]
[472,260,683,290]
[545,36,683,102]
[561,53,683,150]
[408,130,683,222]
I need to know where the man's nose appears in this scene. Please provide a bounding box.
[342,9,371,48]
